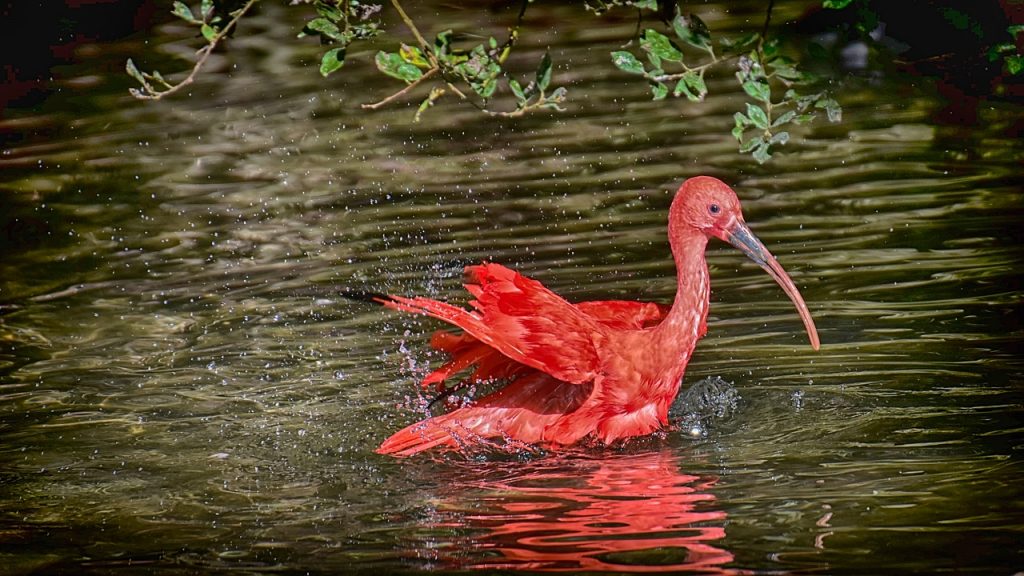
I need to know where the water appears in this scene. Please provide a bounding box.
[2,2,1022,573]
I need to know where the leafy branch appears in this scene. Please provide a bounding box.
[610,2,842,163]
[610,15,722,104]
[126,0,853,163]
[731,42,840,164]
[987,24,1024,76]
[361,0,566,119]
[127,0,259,100]
[296,0,383,77]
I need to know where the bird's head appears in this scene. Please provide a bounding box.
[670,176,820,350]
[670,175,744,238]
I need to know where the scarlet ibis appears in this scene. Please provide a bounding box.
[373,176,819,456]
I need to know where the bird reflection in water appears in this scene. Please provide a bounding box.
[411,449,744,573]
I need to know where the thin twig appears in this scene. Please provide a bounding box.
[757,0,777,129]
[494,0,529,61]
[131,0,259,100]
[361,67,439,109]
[758,0,775,53]
[390,0,433,61]
[444,82,468,99]
[650,51,741,82]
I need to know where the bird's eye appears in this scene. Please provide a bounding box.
[708,203,720,215]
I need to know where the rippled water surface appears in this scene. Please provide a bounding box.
[2,2,1023,574]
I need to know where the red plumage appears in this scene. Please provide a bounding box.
[375,177,820,457]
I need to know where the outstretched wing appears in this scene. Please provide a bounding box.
[418,299,669,389]
[378,262,603,384]
[420,330,532,390]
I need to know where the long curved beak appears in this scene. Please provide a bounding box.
[722,221,820,350]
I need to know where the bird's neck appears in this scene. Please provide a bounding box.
[660,230,711,340]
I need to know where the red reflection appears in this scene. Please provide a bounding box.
[421,450,745,573]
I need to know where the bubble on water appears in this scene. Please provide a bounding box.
[670,376,740,439]
[792,390,804,410]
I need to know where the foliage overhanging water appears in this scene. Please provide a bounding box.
[1,2,1022,574]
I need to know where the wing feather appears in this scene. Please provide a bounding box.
[378,263,603,384]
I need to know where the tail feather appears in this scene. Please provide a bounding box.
[338,289,390,303]
[376,420,461,457]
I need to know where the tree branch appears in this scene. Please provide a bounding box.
[130,0,259,101]
[390,0,432,61]
[758,0,775,53]
[361,67,439,109]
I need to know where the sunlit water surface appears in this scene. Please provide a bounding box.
[1,2,1022,574]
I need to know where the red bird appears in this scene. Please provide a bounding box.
[374,176,819,456]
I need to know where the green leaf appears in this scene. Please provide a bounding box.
[479,77,498,99]
[672,13,711,50]
[399,44,430,68]
[988,42,1015,61]
[434,30,453,57]
[305,18,341,40]
[769,131,790,145]
[201,23,217,42]
[200,0,213,20]
[752,142,772,164]
[731,112,748,141]
[642,29,683,62]
[172,1,198,23]
[673,76,694,99]
[536,51,552,92]
[646,50,662,70]
[719,33,757,52]
[772,110,796,127]
[453,45,501,98]
[793,113,816,124]
[816,97,842,122]
[1007,54,1024,75]
[509,79,526,102]
[742,78,770,102]
[611,51,645,75]
[320,47,345,77]
[823,0,855,8]
[125,58,146,85]
[651,81,668,100]
[375,51,424,83]
[314,1,342,22]
[150,69,168,87]
[633,0,658,9]
[681,70,706,101]
[739,134,765,153]
[745,102,769,129]
[769,58,804,81]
